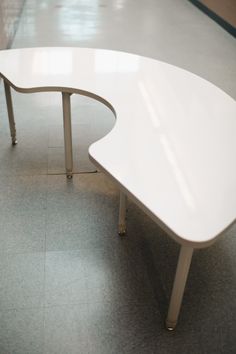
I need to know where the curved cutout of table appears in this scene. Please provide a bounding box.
[0,47,236,329]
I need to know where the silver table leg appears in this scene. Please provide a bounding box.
[166,245,194,330]
[62,92,73,178]
[4,81,17,145]
[118,191,127,235]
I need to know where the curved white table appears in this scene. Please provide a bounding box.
[0,47,236,329]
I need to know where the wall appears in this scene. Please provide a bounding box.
[199,0,236,28]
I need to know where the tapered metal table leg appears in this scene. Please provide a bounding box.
[4,81,17,145]
[118,191,127,235]
[166,245,194,330]
[62,92,73,178]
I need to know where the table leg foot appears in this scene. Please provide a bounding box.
[12,138,18,146]
[118,224,126,236]
[165,320,177,331]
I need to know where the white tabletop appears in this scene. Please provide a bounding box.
[0,47,236,247]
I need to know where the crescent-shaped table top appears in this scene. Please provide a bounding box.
[0,47,236,248]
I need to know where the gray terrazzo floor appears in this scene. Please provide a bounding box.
[0,1,236,353]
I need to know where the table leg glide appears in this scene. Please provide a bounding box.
[118,223,126,236]
[12,138,18,145]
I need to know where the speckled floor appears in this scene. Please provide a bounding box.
[0,1,236,353]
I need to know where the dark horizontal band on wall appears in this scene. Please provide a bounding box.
[189,0,236,38]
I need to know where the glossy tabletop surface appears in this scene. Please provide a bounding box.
[0,47,236,247]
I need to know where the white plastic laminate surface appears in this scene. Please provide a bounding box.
[0,47,236,247]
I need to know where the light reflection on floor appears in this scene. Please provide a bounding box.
[0,0,24,48]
